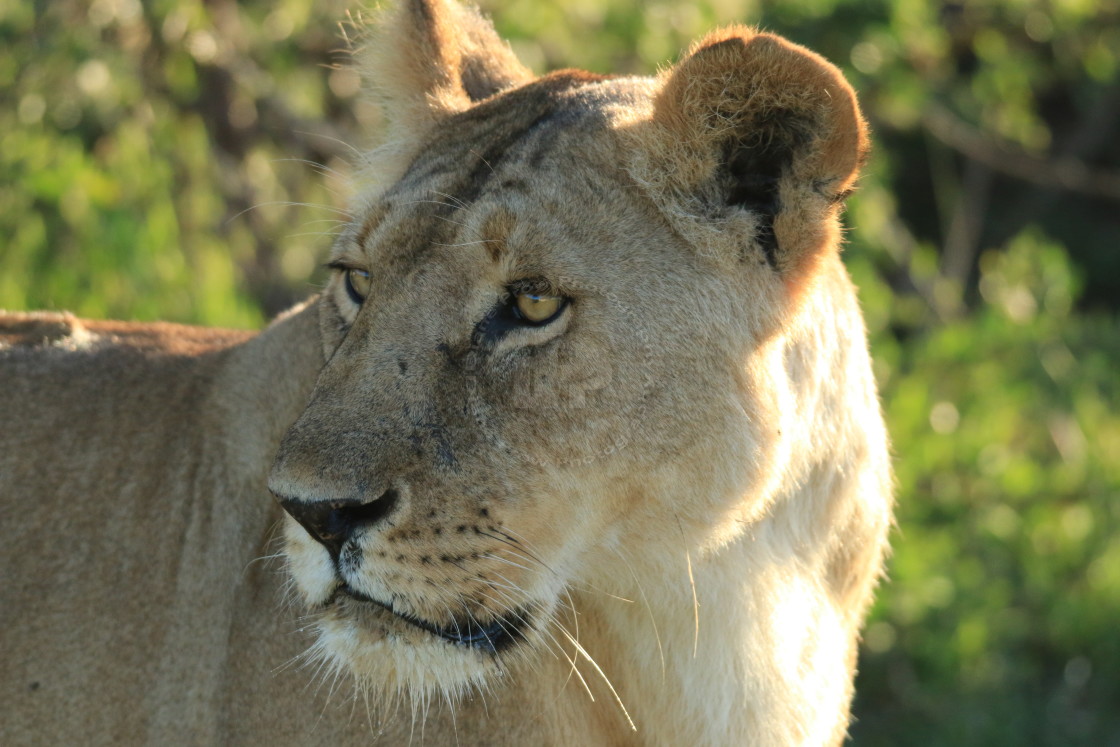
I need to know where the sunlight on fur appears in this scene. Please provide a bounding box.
[1,1,891,744]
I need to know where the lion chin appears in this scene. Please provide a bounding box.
[311,609,498,701]
[282,521,555,700]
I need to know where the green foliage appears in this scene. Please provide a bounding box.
[3,1,1118,742]
[0,0,357,326]
[853,235,1120,745]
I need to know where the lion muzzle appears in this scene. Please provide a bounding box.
[273,488,400,562]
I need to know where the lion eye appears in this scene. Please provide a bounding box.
[344,268,371,305]
[513,293,564,325]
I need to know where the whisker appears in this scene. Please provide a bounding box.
[400,198,467,215]
[542,605,598,698]
[361,684,377,736]
[615,548,666,678]
[477,530,553,573]
[486,527,635,603]
[486,527,562,574]
[431,239,500,249]
[552,628,594,699]
[242,551,285,572]
[430,190,472,211]
[467,590,525,647]
[478,541,545,571]
[674,513,701,659]
[271,157,349,179]
[556,626,636,732]
[686,548,700,659]
[227,201,354,224]
[285,230,349,241]
[563,587,581,651]
[292,128,363,157]
[468,149,497,176]
[478,552,534,574]
[469,574,530,598]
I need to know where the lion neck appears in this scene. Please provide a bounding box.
[560,269,883,746]
[567,488,863,746]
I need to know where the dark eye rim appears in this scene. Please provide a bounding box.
[471,288,570,348]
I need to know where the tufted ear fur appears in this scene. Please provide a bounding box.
[365,0,534,137]
[649,27,869,288]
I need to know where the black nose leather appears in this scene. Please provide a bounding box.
[278,490,399,559]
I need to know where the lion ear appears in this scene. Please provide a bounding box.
[366,0,534,133]
[651,27,869,282]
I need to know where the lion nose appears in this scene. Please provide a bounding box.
[277,489,400,559]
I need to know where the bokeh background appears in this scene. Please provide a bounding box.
[3,1,1118,743]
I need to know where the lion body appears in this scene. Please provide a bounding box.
[0,309,617,744]
[1,3,892,745]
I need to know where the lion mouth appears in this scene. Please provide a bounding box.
[335,585,527,653]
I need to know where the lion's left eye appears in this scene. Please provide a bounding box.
[513,293,564,325]
[344,268,372,305]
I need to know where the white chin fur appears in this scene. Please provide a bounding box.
[312,611,499,701]
[282,517,511,700]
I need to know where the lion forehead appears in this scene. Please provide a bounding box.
[351,75,654,254]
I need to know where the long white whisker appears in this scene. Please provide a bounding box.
[478,552,534,574]
[292,129,363,157]
[430,190,472,211]
[431,239,500,249]
[399,199,469,217]
[556,626,636,732]
[554,632,594,698]
[480,542,546,572]
[477,530,553,573]
[674,514,701,659]
[285,228,349,240]
[468,149,496,176]
[481,582,591,695]
[615,548,666,678]
[685,549,700,659]
[272,157,349,179]
[243,551,285,573]
[487,527,634,602]
[227,201,354,224]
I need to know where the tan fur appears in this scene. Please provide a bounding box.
[0,2,891,744]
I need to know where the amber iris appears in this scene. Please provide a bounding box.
[514,293,563,324]
[345,268,372,303]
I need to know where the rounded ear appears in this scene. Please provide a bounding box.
[364,0,534,137]
[649,27,869,285]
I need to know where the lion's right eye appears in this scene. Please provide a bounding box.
[344,268,371,305]
[513,293,564,325]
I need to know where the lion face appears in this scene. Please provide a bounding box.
[270,75,755,693]
[268,0,867,702]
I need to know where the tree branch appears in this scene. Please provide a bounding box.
[923,103,1120,202]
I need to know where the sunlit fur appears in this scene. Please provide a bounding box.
[270,1,892,744]
[0,1,890,744]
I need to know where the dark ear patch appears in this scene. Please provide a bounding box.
[724,139,792,268]
[647,27,869,283]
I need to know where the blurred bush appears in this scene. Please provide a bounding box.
[851,234,1120,745]
[2,0,1118,743]
[0,0,362,325]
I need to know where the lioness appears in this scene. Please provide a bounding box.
[0,1,892,744]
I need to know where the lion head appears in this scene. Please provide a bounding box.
[267,0,883,725]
